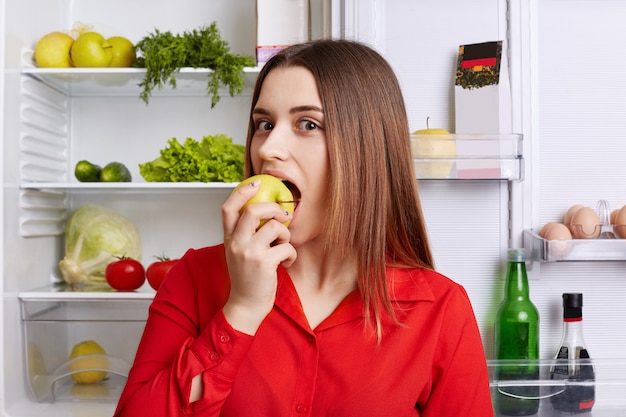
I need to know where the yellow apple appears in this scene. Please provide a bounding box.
[68,340,109,384]
[70,32,113,67]
[34,32,74,68]
[411,118,456,178]
[233,174,295,227]
[107,36,136,67]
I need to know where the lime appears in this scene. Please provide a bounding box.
[75,160,102,182]
[100,162,132,182]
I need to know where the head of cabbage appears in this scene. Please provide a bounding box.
[59,204,142,287]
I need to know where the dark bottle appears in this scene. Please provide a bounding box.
[494,248,540,416]
[550,293,595,414]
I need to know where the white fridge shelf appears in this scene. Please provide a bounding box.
[21,49,261,98]
[20,181,238,194]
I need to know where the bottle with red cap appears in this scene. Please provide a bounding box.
[550,293,595,414]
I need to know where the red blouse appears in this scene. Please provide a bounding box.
[114,244,494,417]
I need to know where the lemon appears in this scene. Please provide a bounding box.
[69,340,109,384]
[34,32,74,68]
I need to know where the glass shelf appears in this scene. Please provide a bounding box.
[411,133,523,180]
[523,229,626,262]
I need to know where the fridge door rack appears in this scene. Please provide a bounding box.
[488,358,626,416]
[523,229,626,262]
[411,133,523,181]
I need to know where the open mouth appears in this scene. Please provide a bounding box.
[281,180,301,209]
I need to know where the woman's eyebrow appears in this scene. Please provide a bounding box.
[252,105,324,116]
[252,107,270,116]
[290,105,323,114]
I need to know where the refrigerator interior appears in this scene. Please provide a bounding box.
[1,0,264,414]
[2,0,626,415]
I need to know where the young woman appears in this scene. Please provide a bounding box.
[114,39,494,417]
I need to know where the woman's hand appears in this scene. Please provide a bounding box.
[221,179,297,335]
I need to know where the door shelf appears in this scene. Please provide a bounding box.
[21,49,260,98]
[488,358,626,416]
[523,229,626,262]
[412,133,523,180]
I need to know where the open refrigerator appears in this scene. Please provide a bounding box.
[2,0,626,416]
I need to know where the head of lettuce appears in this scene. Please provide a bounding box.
[59,204,142,288]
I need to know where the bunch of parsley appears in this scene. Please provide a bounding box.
[134,23,255,107]
[139,134,245,183]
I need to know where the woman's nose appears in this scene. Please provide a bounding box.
[257,125,289,160]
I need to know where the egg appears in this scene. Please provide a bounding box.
[538,222,573,257]
[568,206,601,239]
[539,222,573,240]
[611,209,620,225]
[563,204,584,225]
[613,205,626,239]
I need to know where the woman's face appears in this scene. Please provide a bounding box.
[250,66,329,247]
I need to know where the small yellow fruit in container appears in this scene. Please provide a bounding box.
[411,117,456,178]
[68,340,109,384]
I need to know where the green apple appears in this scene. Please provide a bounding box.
[411,118,456,178]
[107,36,136,67]
[34,32,74,68]
[70,32,113,67]
[233,174,295,227]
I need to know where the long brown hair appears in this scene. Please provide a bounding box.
[245,39,434,337]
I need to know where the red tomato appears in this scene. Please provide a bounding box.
[105,258,145,291]
[146,258,178,291]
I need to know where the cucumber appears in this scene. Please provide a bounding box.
[75,160,102,182]
[100,162,132,182]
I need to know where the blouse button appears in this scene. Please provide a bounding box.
[296,404,308,413]
[219,333,230,343]
[208,351,220,361]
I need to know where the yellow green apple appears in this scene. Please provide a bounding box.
[411,118,456,178]
[34,32,74,68]
[233,174,295,227]
[70,32,113,67]
[107,36,136,67]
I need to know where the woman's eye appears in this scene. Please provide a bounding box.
[257,120,273,131]
[298,120,318,131]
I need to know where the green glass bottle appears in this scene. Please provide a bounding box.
[493,248,540,416]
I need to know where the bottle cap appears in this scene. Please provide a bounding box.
[563,293,583,319]
[507,248,526,262]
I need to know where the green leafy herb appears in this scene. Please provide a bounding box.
[139,134,245,183]
[134,23,255,107]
